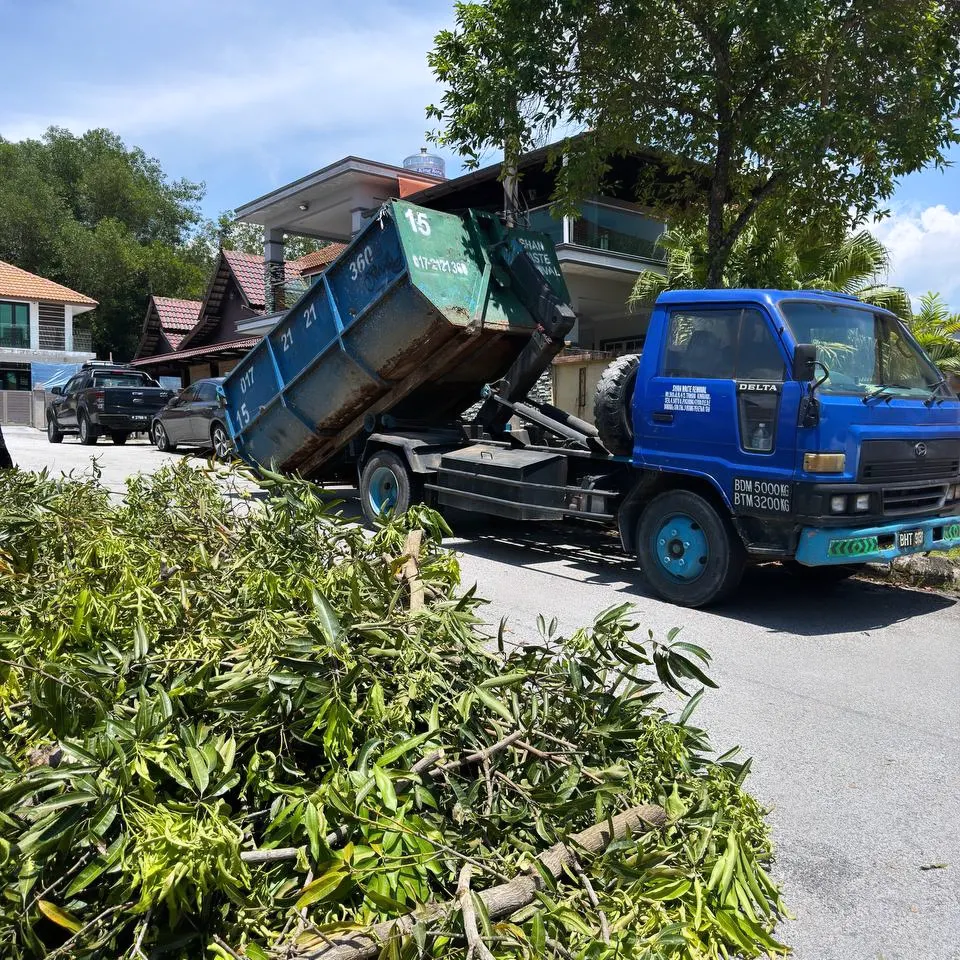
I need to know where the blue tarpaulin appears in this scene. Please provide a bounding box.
[31,362,81,389]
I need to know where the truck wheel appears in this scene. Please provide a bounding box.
[594,354,640,456]
[783,560,859,584]
[78,412,98,446]
[47,416,63,444]
[360,451,419,525]
[111,432,129,446]
[637,490,745,607]
[153,421,176,453]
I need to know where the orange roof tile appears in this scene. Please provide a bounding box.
[0,260,97,307]
[153,296,202,332]
[295,243,347,276]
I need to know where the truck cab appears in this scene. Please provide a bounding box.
[620,289,960,604]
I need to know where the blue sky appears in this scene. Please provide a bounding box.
[1,0,958,308]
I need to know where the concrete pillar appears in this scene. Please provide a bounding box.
[350,207,368,237]
[29,302,39,350]
[263,227,285,313]
[64,304,74,352]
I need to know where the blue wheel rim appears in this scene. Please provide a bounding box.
[368,465,399,516]
[651,513,709,582]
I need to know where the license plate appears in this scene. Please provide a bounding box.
[132,415,148,421]
[897,529,924,550]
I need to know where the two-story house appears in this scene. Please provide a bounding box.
[0,259,96,423]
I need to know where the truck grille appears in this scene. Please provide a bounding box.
[859,438,960,483]
[882,484,948,516]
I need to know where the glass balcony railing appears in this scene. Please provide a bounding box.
[0,328,30,349]
[571,201,666,261]
[525,201,667,263]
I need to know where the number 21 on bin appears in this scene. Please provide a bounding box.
[404,209,431,236]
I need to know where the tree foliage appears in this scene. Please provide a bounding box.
[906,292,960,376]
[0,128,210,360]
[0,463,786,959]
[429,0,960,285]
[630,221,911,317]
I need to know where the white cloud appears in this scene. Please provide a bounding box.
[869,205,960,311]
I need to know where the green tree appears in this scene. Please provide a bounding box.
[906,292,960,376]
[0,127,209,359]
[429,0,960,286]
[192,213,330,261]
[630,221,911,317]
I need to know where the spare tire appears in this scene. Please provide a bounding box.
[594,354,640,456]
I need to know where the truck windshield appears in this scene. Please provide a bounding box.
[779,301,941,397]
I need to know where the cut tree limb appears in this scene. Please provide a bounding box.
[458,865,496,960]
[289,802,666,960]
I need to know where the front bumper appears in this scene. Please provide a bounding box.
[795,515,960,566]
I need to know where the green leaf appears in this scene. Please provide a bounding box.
[478,670,528,689]
[295,865,349,910]
[186,745,210,795]
[474,687,514,723]
[373,766,398,811]
[38,900,82,933]
[312,589,342,642]
[379,731,432,767]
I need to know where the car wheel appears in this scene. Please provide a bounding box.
[78,412,97,446]
[359,450,420,526]
[637,489,745,607]
[153,421,176,453]
[111,432,129,446]
[47,416,63,444]
[211,422,232,460]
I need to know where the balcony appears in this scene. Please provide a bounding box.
[0,328,30,350]
[527,200,666,264]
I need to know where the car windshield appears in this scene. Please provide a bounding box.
[780,301,942,397]
[93,373,154,388]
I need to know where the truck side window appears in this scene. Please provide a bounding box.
[663,308,784,381]
[664,309,739,379]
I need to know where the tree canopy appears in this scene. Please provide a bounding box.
[429,0,960,285]
[0,128,212,360]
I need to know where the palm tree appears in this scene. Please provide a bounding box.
[630,222,911,317]
[906,293,960,376]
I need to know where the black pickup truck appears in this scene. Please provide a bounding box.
[46,363,174,446]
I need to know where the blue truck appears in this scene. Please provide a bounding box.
[221,200,960,607]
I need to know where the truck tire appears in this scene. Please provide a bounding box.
[594,354,640,456]
[78,411,98,446]
[637,490,745,607]
[111,432,129,446]
[47,415,63,444]
[360,450,419,525]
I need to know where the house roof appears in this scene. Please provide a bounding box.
[130,336,261,367]
[134,295,203,360]
[0,260,98,309]
[295,243,347,276]
[177,249,303,352]
[153,296,202,331]
[222,249,302,310]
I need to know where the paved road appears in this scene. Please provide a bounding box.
[3,425,958,959]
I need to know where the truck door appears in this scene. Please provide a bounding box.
[638,303,800,513]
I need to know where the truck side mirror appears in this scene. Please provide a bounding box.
[793,343,818,382]
[50,386,62,396]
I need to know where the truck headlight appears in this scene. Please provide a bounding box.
[830,495,847,513]
[854,494,871,512]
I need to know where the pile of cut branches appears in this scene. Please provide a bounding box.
[0,463,787,958]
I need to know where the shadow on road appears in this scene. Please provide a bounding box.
[445,516,955,636]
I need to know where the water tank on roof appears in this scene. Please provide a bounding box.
[403,147,445,179]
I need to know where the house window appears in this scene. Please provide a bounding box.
[601,336,646,354]
[0,301,30,349]
[0,362,31,391]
